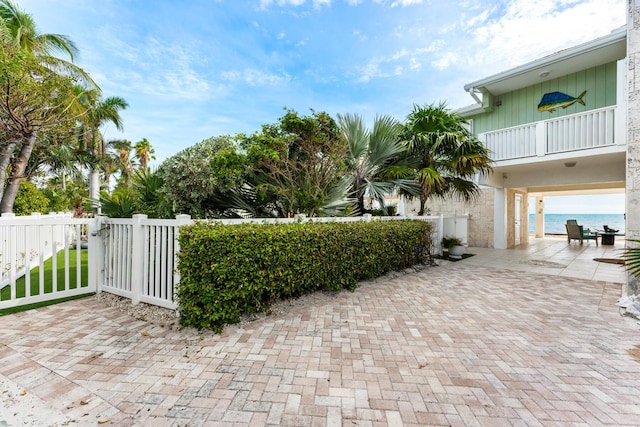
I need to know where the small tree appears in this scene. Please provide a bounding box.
[0,45,80,213]
[13,181,49,215]
[157,136,247,218]
[403,102,493,215]
[93,169,169,218]
[243,109,352,217]
[338,113,419,215]
[134,137,155,170]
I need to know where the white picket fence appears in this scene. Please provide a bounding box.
[1,213,462,311]
[0,213,98,309]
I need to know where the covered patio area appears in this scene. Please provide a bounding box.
[464,235,627,284]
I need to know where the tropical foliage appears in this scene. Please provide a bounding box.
[0,0,140,215]
[157,136,246,218]
[402,102,493,215]
[134,138,155,170]
[96,169,169,218]
[242,109,351,217]
[622,239,640,279]
[0,36,80,213]
[338,113,419,214]
[13,181,49,216]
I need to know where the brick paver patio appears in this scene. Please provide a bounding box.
[1,262,639,426]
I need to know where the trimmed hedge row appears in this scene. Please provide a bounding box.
[177,219,432,332]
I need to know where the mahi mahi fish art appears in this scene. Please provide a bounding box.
[537,90,586,112]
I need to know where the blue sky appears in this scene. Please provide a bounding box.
[21,0,626,163]
[529,194,625,215]
[20,0,627,213]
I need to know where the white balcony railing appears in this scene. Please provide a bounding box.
[482,123,537,161]
[480,106,619,162]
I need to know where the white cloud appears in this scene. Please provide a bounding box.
[89,27,220,102]
[467,0,625,70]
[381,0,624,77]
[431,51,459,70]
[355,43,440,82]
[259,0,331,8]
[221,69,292,86]
[391,0,425,6]
[353,29,368,41]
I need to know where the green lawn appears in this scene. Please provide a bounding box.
[1,248,89,304]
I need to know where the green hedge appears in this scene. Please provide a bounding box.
[177,219,432,332]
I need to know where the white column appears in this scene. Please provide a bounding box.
[493,188,507,249]
[627,1,640,294]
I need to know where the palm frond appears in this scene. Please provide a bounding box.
[622,239,640,278]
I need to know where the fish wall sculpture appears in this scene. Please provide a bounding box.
[537,91,586,112]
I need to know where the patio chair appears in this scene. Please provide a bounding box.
[565,223,599,245]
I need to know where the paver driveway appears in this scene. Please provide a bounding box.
[1,263,639,426]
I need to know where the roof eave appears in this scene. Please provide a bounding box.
[463,26,627,94]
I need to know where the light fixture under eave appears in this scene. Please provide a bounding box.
[564,161,577,167]
[539,70,551,78]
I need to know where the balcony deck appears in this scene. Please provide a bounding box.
[479,106,623,163]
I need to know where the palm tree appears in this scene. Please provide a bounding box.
[26,140,83,190]
[75,93,129,199]
[403,102,493,215]
[338,113,419,214]
[0,0,95,213]
[0,0,95,86]
[134,138,155,170]
[108,139,134,187]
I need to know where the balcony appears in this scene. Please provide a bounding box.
[478,106,623,163]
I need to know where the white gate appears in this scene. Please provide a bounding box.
[0,213,99,310]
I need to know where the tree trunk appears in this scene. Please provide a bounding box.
[0,140,17,203]
[89,168,100,200]
[357,194,365,215]
[418,196,426,216]
[0,133,37,214]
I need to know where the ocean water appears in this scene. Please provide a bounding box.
[528,213,625,235]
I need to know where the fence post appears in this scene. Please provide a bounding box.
[88,216,104,293]
[130,214,148,305]
[173,214,192,294]
[438,213,444,256]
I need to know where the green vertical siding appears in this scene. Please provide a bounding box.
[470,62,618,134]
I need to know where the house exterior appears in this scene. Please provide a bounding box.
[406,26,626,250]
[405,4,640,294]
[462,25,626,249]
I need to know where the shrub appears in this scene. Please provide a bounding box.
[13,182,50,215]
[441,235,463,249]
[177,219,431,332]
